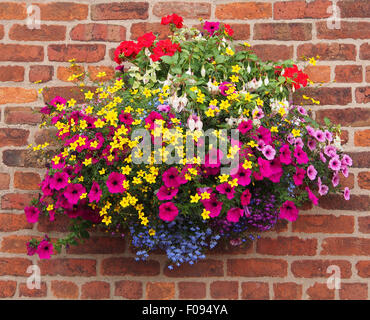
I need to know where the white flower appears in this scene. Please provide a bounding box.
[207,79,219,94]
[264,77,269,86]
[201,65,206,77]
[246,64,251,73]
[333,135,343,151]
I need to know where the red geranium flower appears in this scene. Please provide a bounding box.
[224,24,234,36]
[137,32,156,48]
[161,13,183,28]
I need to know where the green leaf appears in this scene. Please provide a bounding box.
[324,117,331,126]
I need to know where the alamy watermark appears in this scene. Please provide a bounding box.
[26,5,41,30]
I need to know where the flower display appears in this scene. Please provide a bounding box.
[24,17,351,268]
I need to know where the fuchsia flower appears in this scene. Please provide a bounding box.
[255,126,272,145]
[202,195,223,217]
[162,167,183,188]
[203,21,220,36]
[106,172,126,194]
[157,186,178,201]
[294,146,308,164]
[145,111,163,130]
[319,152,326,163]
[24,206,40,223]
[297,106,308,116]
[26,242,37,256]
[88,181,102,203]
[262,145,276,160]
[294,138,304,149]
[307,165,317,181]
[119,112,134,125]
[226,207,244,223]
[279,200,299,221]
[204,149,223,168]
[306,186,319,205]
[258,157,272,178]
[306,125,315,136]
[159,202,178,222]
[231,165,251,186]
[50,171,69,190]
[216,183,235,200]
[64,183,86,205]
[293,167,306,186]
[36,239,53,260]
[240,189,252,206]
[279,144,292,165]
[268,158,283,183]
[343,187,350,200]
[237,120,253,134]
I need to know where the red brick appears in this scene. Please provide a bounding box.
[224,24,250,40]
[153,2,211,18]
[254,23,312,41]
[0,173,10,189]
[319,194,369,211]
[37,213,71,233]
[0,44,44,62]
[1,193,35,210]
[14,171,41,190]
[358,216,370,233]
[146,282,175,300]
[115,280,142,299]
[291,260,352,278]
[227,259,287,277]
[1,235,42,254]
[101,257,160,276]
[341,130,349,145]
[338,0,370,18]
[251,44,293,61]
[0,66,24,82]
[91,2,149,20]
[164,259,223,277]
[216,2,271,19]
[67,236,125,254]
[4,107,41,125]
[0,258,32,276]
[81,281,110,299]
[355,130,370,147]
[38,258,96,277]
[335,65,362,83]
[0,280,17,298]
[42,86,95,104]
[340,283,368,300]
[87,66,115,82]
[0,213,32,231]
[210,281,238,300]
[274,0,331,19]
[366,66,370,82]
[358,173,370,191]
[292,215,354,234]
[0,25,3,39]
[317,21,370,39]
[29,65,53,83]
[347,152,370,168]
[0,88,37,104]
[178,282,206,299]
[304,65,330,83]
[209,240,253,255]
[241,282,269,300]
[37,2,88,21]
[51,280,79,299]
[19,282,47,298]
[297,43,356,61]
[355,87,370,104]
[293,87,352,105]
[356,261,370,278]
[339,172,355,189]
[9,24,66,41]
[316,108,370,127]
[0,128,29,147]
[57,65,85,83]
[274,282,302,300]
[257,236,317,256]
[306,282,335,300]
[34,128,58,146]
[70,23,126,42]
[321,237,370,255]
[0,3,27,20]
[131,22,171,41]
[360,43,370,60]
[48,44,106,62]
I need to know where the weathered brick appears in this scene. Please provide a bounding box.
[216,2,272,19]
[29,65,53,83]
[14,171,41,190]
[9,24,66,41]
[0,128,29,147]
[154,2,210,18]
[37,2,88,21]
[291,260,352,278]
[335,65,362,83]
[210,281,239,300]
[131,22,172,41]
[355,87,370,104]
[0,235,41,254]
[115,280,142,299]
[292,215,355,234]
[358,173,370,191]
[297,43,356,61]
[0,213,32,231]
[42,86,95,104]
[91,2,149,20]
[19,282,47,298]
[274,282,302,300]
[0,281,17,298]
[347,152,370,168]
[306,283,335,300]
[51,280,79,299]
[178,282,206,299]
[316,108,370,127]
[0,173,10,190]
[0,44,44,62]
[1,193,35,210]
[355,130,370,147]
[360,43,370,60]
[356,261,370,278]
[254,23,312,41]
[70,24,126,42]
[241,282,269,300]
[319,194,369,211]
[227,259,288,277]
[0,66,24,82]
[38,258,97,277]
[56,65,85,83]
[48,44,106,63]
[339,283,368,300]
[256,237,317,256]
[67,236,125,254]
[317,21,370,39]
[274,0,331,19]
[81,281,110,299]
[338,0,370,18]
[304,65,330,83]
[0,258,32,276]
[146,282,175,300]
[251,44,293,61]
[0,3,27,20]
[101,257,160,276]
[0,88,37,104]
[164,259,223,277]
[87,66,115,82]
[321,237,370,255]
[4,107,42,125]
[293,87,352,106]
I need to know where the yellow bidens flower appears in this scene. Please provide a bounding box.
[201,209,210,220]
[190,194,201,203]
[226,47,234,56]
[292,129,301,137]
[231,65,241,73]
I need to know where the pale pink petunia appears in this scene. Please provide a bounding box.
[307,165,317,181]
[343,187,350,200]
[262,145,276,160]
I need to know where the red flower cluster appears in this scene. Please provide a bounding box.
[224,24,234,36]
[150,39,182,62]
[161,13,183,28]
[276,64,309,90]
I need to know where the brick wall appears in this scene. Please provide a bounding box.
[0,0,369,300]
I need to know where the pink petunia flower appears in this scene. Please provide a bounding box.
[119,112,134,126]
[157,104,171,113]
[162,167,183,188]
[24,206,40,223]
[216,182,236,200]
[332,173,339,187]
[237,120,253,134]
[279,144,292,165]
[50,171,69,190]
[262,145,276,160]
[88,181,102,203]
[294,146,309,164]
[106,172,126,194]
[240,189,252,206]
[307,139,317,151]
[226,207,244,223]
[231,165,251,187]
[279,200,299,221]
[306,187,318,206]
[306,125,315,136]
[258,157,272,178]
[314,129,326,142]
[293,167,306,186]
[341,154,352,167]
[325,130,333,142]
[324,145,337,158]
[328,156,341,171]
[203,21,220,36]
[307,165,317,181]
[159,202,179,222]
[157,185,178,201]
[202,195,223,218]
[268,158,283,183]
[64,183,86,205]
[36,240,54,260]
[343,187,350,200]
[319,152,326,163]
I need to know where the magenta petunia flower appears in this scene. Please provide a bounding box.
[268,158,283,183]
[293,167,306,186]
[306,186,318,206]
[202,195,223,218]
[88,181,102,203]
[119,112,134,126]
[279,200,299,221]
[306,125,315,136]
[343,187,350,200]
[24,206,40,223]
[237,120,253,134]
[157,185,178,201]
[258,157,272,178]
[226,207,244,223]
[262,145,276,160]
[204,21,220,36]
[279,144,292,165]
[307,138,317,151]
[216,182,235,200]
[319,152,326,163]
[255,126,272,145]
[106,172,126,194]
[50,171,69,190]
[26,242,37,256]
[162,167,183,188]
[145,111,163,130]
[157,104,171,113]
[318,177,329,196]
[328,156,341,171]
[36,240,54,259]
[240,189,251,206]
[314,129,326,142]
[325,130,333,142]
[231,165,251,186]
[324,145,337,158]
[294,137,304,149]
[294,146,309,164]
[204,149,223,168]
[159,202,179,222]
[307,165,317,181]
[64,183,86,205]
[332,173,339,187]
[341,154,352,167]
[297,106,308,116]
